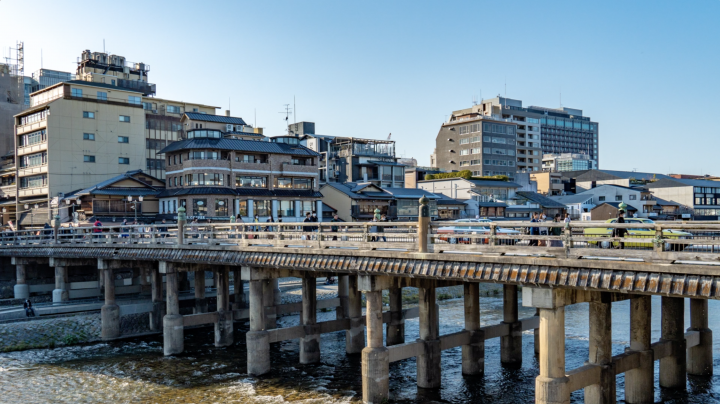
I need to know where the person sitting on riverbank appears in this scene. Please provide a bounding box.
[23,299,35,317]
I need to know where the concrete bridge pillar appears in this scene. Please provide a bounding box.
[52,265,68,303]
[337,275,349,321]
[100,264,120,340]
[300,275,320,364]
[13,263,28,299]
[386,286,405,346]
[534,308,540,355]
[150,265,165,331]
[462,282,484,375]
[194,269,207,314]
[214,266,233,347]
[178,271,191,292]
[139,267,151,297]
[501,284,522,367]
[660,297,686,389]
[163,262,184,356]
[417,280,441,389]
[263,278,277,330]
[625,295,653,404]
[247,275,270,376]
[359,275,390,404]
[233,269,247,310]
[346,274,365,354]
[585,293,615,404]
[687,298,713,376]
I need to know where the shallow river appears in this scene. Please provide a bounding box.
[2,296,720,403]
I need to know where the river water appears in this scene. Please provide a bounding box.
[1,295,720,403]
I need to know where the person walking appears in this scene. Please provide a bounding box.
[529,213,540,246]
[303,212,313,240]
[93,218,103,240]
[614,210,627,249]
[377,214,387,242]
[549,213,563,247]
[24,299,35,317]
[330,214,341,241]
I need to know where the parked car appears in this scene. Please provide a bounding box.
[583,218,692,250]
[437,219,521,244]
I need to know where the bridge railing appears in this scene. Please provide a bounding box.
[0,225,179,246]
[428,220,720,261]
[181,222,419,250]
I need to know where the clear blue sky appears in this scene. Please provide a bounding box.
[2,0,718,174]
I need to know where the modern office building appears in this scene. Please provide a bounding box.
[31,69,73,92]
[432,111,518,180]
[542,153,597,172]
[456,97,599,171]
[158,113,322,222]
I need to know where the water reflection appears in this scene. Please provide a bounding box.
[1,296,720,403]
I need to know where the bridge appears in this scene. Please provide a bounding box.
[3,201,720,404]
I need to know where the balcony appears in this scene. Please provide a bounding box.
[17,142,48,157]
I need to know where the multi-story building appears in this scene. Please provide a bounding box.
[432,112,518,180]
[542,153,597,172]
[530,171,564,195]
[288,121,405,188]
[31,69,73,92]
[459,97,599,171]
[158,115,322,222]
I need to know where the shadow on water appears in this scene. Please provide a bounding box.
[2,296,720,403]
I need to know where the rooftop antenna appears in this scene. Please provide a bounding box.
[279,104,292,133]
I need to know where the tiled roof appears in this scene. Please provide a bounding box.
[91,188,161,196]
[183,112,247,125]
[515,191,568,209]
[550,194,596,204]
[595,202,639,211]
[157,187,322,198]
[436,198,467,206]
[158,138,320,156]
[74,170,163,196]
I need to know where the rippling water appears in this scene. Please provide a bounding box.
[2,296,720,403]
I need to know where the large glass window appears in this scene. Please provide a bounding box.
[20,174,47,189]
[275,177,293,188]
[71,88,83,97]
[19,152,47,168]
[254,200,271,216]
[236,154,265,163]
[97,91,107,101]
[192,199,207,217]
[215,199,229,216]
[167,105,181,114]
[302,201,314,215]
[236,176,267,188]
[279,200,294,217]
[128,96,141,105]
[294,178,312,189]
[19,129,47,146]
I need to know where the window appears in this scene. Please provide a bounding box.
[118,157,130,164]
[254,200,271,216]
[97,91,107,101]
[459,138,469,145]
[84,155,96,163]
[71,88,83,97]
[274,177,293,189]
[119,115,130,123]
[615,195,622,201]
[302,201,314,215]
[483,148,491,154]
[19,129,47,146]
[167,105,181,114]
[598,196,606,202]
[192,108,199,112]
[629,195,637,200]
[118,136,129,143]
[83,133,95,141]
[236,176,267,188]
[460,149,469,156]
[294,178,313,189]
[83,111,95,119]
[143,102,153,110]
[146,159,165,170]
[20,110,48,125]
[238,200,247,216]
[459,161,470,167]
[20,174,47,189]
[128,96,141,105]
[192,199,208,217]
[279,201,294,217]
[215,199,229,217]
[19,152,47,168]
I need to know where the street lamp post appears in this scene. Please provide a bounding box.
[128,195,144,222]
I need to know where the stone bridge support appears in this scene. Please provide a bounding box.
[660,297,686,389]
[687,298,713,376]
[11,257,28,299]
[263,277,278,330]
[501,284,522,367]
[49,257,69,304]
[359,275,390,404]
[300,274,320,364]
[162,261,184,356]
[194,269,207,314]
[386,285,405,346]
[150,263,165,331]
[585,292,614,404]
[233,269,247,310]
[98,259,120,340]
[625,295,653,404]
[346,274,365,354]
[214,266,233,347]
[417,280,441,389]
[462,282,484,375]
[245,267,271,376]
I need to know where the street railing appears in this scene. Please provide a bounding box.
[1,220,720,264]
